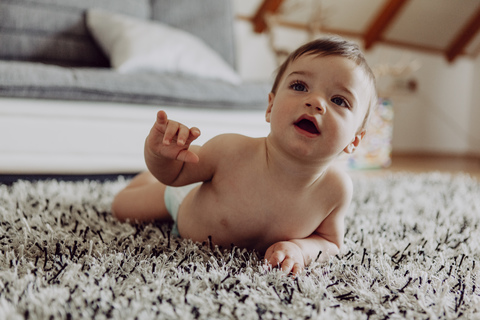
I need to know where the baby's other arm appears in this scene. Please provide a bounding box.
[265,171,353,274]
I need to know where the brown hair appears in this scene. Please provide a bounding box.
[271,36,377,131]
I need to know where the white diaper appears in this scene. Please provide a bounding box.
[164,182,201,236]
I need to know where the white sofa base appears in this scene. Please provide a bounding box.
[0,98,269,174]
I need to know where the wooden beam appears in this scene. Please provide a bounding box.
[251,0,284,33]
[472,41,480,58]
[445,6,480,62]
[238,14,446,56]
[364,0,410,50]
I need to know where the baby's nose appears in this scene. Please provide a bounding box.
[305,99,325,114]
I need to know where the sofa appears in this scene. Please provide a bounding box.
[0,0,271,175]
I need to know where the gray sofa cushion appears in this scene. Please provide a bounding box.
[151,0,236,68]
[0,61,270,109]
[0,0,263,110]
[0,0,150,67]
[0,0,236,69]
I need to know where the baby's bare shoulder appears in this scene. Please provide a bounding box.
[210,133,259,143]
[203,133,263,153]
[321,165,354,203]
[197,134,263,170]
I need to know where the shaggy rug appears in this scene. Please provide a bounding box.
[0,172,479,319]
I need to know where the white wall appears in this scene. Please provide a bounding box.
[233,1,480,156]
[470,57,480,155]
[364,46,476,155]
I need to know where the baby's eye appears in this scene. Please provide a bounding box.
[331,96,349,108]
[290,81,307,92]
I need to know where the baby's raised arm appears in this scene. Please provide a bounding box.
[145,110,203,185]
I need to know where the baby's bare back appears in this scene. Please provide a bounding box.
[175,135,341,253]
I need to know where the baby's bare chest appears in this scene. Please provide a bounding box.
[187,176,333,244]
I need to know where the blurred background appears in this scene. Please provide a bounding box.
[232,0,480,175]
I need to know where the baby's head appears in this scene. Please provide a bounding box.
[271,36,377,131]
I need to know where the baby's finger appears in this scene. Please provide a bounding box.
[153,110,169,137]
[176,149,200,164]
[176,125,191,146]
[157,110,168,125]
[280,258,295,274]
[163,121,180,145]
[267,251,285,268]
[291,263,303,276]
[186,127,201,144]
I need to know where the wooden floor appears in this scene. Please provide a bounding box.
[366,153,480,180]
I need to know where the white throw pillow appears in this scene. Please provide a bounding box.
[86,9,242,84]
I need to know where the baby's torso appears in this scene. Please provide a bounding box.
[176,140,340,253]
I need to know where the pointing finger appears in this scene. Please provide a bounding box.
[157,110,168,125]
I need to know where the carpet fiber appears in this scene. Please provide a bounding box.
[1,172,479,319]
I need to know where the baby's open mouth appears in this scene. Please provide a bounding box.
[295,119,320,135]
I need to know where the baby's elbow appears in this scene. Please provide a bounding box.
[334,240,343,252]
[322,241,341,260]
[312,241,341,264]
[111,193,127,222]
[110,198,121,220]
[330,244,340,256]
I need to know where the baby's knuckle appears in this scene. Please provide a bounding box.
[271,251,282,259]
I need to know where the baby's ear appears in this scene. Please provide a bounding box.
[343,129,366,154]
[265,92,275,123]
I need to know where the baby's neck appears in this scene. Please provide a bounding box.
[262,137,331,188]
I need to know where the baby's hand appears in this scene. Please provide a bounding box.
[265,241,305,275]
[148,110,201,163]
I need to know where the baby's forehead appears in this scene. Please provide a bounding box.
[289,54,371,86]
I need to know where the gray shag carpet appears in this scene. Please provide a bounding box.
[1,172,479,319]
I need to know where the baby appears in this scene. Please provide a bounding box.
[112,36,377,274]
